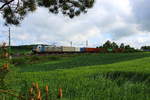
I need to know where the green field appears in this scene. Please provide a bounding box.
[1,52,150,100]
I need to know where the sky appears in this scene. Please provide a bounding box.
[0,0,150,48]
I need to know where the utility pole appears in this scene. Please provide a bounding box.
[9,27,10,47]
[86,40,88,47]
[8,27,11,59]
[70,41,72,47]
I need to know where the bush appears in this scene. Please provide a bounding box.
[11,57,27,66]
[48,56,60,61]
[124,48,136,53]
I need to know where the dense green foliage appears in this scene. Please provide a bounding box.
[10,45,34,55]
[1,52,150,99]
[98,40,137,53]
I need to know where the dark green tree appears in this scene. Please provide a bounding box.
[0,0,95,25]
[111,42,118,49]
[120,43,125,49]
[103,40,112,49]
[125,45,131,49]
[124,44,136,52]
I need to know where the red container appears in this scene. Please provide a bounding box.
[114,48,125,53]
[85,48,101,53]
[99,48,107,53]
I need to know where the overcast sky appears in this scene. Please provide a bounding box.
[0,0,150,48]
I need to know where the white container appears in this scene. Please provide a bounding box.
[53,47,62,52]
[61,46,75,52]
[45,46,53,52]
[75,47,80,52]
[44,46,48,52]
[44,46,62,52]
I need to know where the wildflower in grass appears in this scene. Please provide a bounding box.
[2,52,9,58]
[4,52,9,58]
[45,85,49,100]
[58,88,63,98]
[32,82,35,88]
[29,88,33,95]
[2,42,6,48]
[36,89,42,100]
[45,85,48,93]
[3,63,9,70]
[35,83,39,90]
[29,88,34,100]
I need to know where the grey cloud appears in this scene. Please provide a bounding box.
[88,0,138,40]
[0,0,150,47]
[130,0,150,31]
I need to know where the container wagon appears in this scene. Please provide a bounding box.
[75,47,80,52]
[61,46,75,53]
[113,48,125,53]
[98,48,107,53]
[45,46,62,53]
[85,48,101,53]
[80,48,85,52]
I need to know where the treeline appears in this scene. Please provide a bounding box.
[1,45,36,55]
[11,45,34,50]
[97,40,137,53]
[141,46,150,51]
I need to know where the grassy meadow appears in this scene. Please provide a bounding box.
[0,52,150,100]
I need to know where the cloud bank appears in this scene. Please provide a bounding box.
[0,0,150,48]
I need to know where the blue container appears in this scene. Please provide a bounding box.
[80,48,85,52]
[143,49,150,52]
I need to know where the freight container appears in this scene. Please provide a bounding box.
[114,48,125,53]
[75,47,80,52]
[80,48,85,52]
[143,49,150,52]
[95,48,101,52]
[61,46,75,52]
[107,48,113,52]
[85,48,100,53]
[53,47,62,52]
[44,46,49,52]
[45,46,54,52]
[99,48,107,53]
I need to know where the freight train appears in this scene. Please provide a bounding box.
[32,44,124,54]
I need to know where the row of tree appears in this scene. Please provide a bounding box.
[98,40,135,50]
[98,40,150,52]
[96,40,137,53]
[141,46,150,51]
